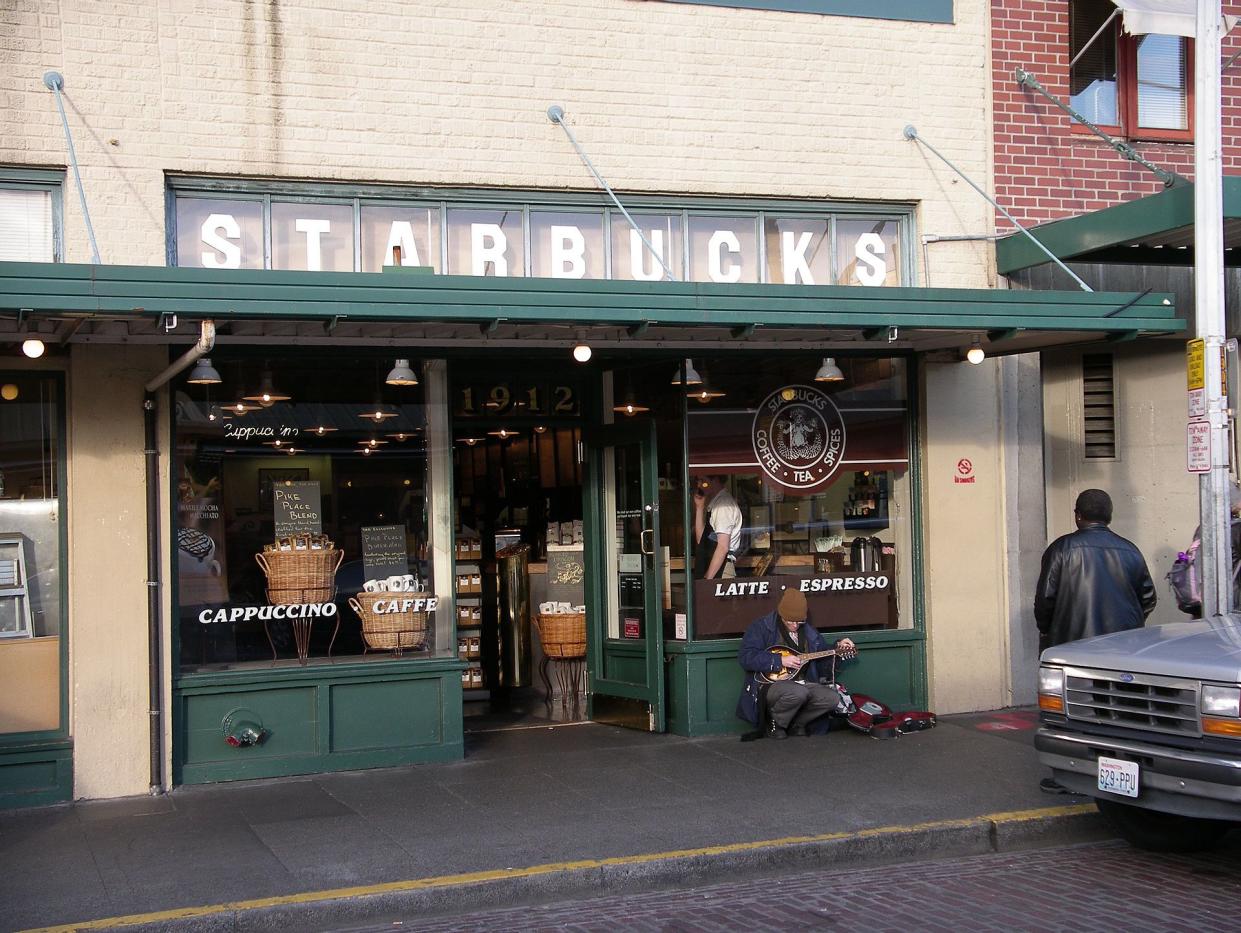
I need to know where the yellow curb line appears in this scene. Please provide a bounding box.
[23,803,1097,933]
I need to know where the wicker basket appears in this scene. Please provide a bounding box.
[535,612,586,658]
[349,591,430,653]
[256,548,343,605]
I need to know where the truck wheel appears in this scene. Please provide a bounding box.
[1096,799,1231,852]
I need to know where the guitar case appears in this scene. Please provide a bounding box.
[837,689,937,739]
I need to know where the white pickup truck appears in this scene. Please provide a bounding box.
[1036,614,1241,851]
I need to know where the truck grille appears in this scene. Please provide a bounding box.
[1063,667,1201,737]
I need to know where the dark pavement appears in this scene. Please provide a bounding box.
[390,838,1241,932]
[0,709,1118,932]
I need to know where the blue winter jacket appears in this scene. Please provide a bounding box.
[735,609,834,726]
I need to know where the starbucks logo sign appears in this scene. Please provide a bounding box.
[752,385,846,490]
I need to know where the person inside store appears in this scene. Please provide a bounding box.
[693,474,743,579]
[736,588,856,739]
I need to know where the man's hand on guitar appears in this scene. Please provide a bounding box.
[837,638,857,653]
[780,653,802,670]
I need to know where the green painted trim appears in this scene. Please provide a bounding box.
[176,657,465,690]
[178,740,464,785]
[0,742,73,809]
[906,360,928,709]
[996,179,1241,275]
[0,261,1182,334]
[640,0,952,23]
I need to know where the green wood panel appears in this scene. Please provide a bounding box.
[329,679,444,752]
[174,667,464,785]
[0,745,73,809]
[648,0,952,23]
[601,641,648,686]
[665,637,926,737]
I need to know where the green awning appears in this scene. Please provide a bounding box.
[0,260,1182,357]
[996,177,1241,275]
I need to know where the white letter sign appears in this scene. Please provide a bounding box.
[708,230,742,283]
[201,214,241,269]
[854,232,888,286]
[631,229,666,282]
[781,230,815,285]
[384,221,422,266]
[296,218,331,272]
[550,225,586,278]
[472,223,508,277]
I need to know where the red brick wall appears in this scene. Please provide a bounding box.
[992,0,1241,228]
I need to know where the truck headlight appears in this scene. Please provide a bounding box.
[1202,685,1241,718]
[1202,685,1241,736]
[1038,666,1065,713]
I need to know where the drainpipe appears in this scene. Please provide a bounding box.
[142,320,215,795]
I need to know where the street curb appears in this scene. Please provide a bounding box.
[26,804,1108,933]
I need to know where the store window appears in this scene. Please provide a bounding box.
[0,374,66,735]
[174,355,452,672]
[0,174,60,263]
[1069,0,1191,139]
[685,356,913,638]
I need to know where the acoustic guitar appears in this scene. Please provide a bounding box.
[756,644,858,684]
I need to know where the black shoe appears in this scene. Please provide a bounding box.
[768,723,788,740]
[1040,777,1070,795]
[787,724,807,737]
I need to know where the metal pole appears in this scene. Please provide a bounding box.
[903,125,1093,292]
[546,105,677,282]
[1195,2,1231,617]
[42,72,101,265]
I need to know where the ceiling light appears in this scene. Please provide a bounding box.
[387,433,412,442]
[311,425,337,436]
[814,357,845,383]
[1,383,18,401]
[21,338,45,359]
[613,394,651,417]
[243,371,291,407]
[206,404,220,422]
[534,425,548,434]
[688,387,726,404]
[359,438,388,447]
[459,437,483,446]
[187,357,222,385]
[359,408,399,423]
[228,401,260,414]
[572,343,592,363]
[385,359,419,386]
[966,340,986,365]
[285,447,299,456]
[488,428,520,439]
[671,359,703,386]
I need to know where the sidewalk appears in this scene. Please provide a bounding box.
[0,709,1110,932]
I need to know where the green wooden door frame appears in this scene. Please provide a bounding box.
[582,419,666,731]
[0,261,1182,351]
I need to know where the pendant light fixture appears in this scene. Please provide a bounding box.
[243,370,291,407]
[966,339,986,365]
[359,407,399,423]
[358,438,388,448]
[613,391,651,417]
[572,343,592,363]
[670,359,703,386]
[813,357,845,383]
[487,428,520,439]
[310,425,338,436]
[458,436,484,446]
[22,338,46,359]
[227,400,260,415]
[385,359,419,386]
[686,364,724,404]
[187,357,222,385]
[206,403,221,422]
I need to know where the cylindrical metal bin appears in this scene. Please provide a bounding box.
[497,543,532,687]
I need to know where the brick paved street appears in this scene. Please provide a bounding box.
[375,838,1241,933]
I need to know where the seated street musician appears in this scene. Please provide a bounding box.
[737,589,856,739]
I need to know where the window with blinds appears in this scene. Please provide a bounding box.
[1083,353,1117,460]
[0,188,55,262]
[1067,0,1191,141]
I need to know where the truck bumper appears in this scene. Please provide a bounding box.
[1036,726,1241,822]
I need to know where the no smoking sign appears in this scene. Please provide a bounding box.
[954,458,976,485]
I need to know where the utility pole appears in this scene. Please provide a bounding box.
[1195,0,1231,617]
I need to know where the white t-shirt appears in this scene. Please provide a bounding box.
[708,488,743,555]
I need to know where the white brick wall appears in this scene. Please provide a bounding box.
[2,0,994,285]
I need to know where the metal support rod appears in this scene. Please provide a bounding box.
[903,125,1093,292]
[42,72,101,265]
[1014,68,1184,189]
[1069,8,1119,69]
[144,396,163,795]
[546,105,677,282]
[1195,1,1232,617]
[144,320,216,393]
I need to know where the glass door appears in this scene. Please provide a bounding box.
[583,420,665,731]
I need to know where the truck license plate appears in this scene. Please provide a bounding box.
[1097,756,1139,798]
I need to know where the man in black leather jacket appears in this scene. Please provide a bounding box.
[1034,488,1157,653]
